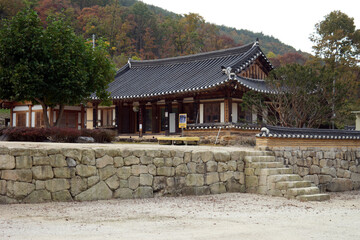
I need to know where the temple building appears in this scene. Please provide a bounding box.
[6,40,273,135]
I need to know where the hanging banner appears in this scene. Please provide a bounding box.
[179,113,187,128]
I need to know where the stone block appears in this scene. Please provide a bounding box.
[35,180,45,190]
[153,158,165,167]
[351,173,360,182]
[119,180,128,188]
[145,150,161,158]
[140,173,153,186]
[219,171,235,182]
[53,167,71,179]
[201,151,214,163]
[184,152,191,163]
[62,148,82,161]
[185,174,204,187]
[117,167,132,180]
[321,167,337,177]
[319,175,332,184]
[128,176,140,190]
[114,157,124,167]
[319,159,327,168]
[214,151,230,162]
[70,176,87,196]
[0,155,15,170]
[324,151,335,159]
[45,179,70,193]
[298,167,310,177]
[23,190,51,203]
[245,168,254,176]
[153,176,166,191]
[195,163,205,174]
[52,190,73,201]
[75,165,96,177]
[114,188,133,199]
[148,164,156,175]
[217,162,227,172]
[304,175,319,185]
[161,150,171,158]
[105,149,120,157]
[166,177,175,188]
[246,176,258,188]
[33,156,51,166]
[82,150,95,165]
[75,181,112,201]
[133,150,145,157]
[0,180,6,195]
[96,155,113,169]
[9,148,29,156]
[187,162,196,173]
[210,182,226,194]
[13,182,35,198]
[157,167,175,176]
[120,149,132,158]
[205,172,219,185]
[230,151,245,161]
[66,158,77,167]
[0,195,18,204]
[133,187,153,198]
[87,176,100,188]
[227,161,237,171]
[182,186,210,196]
[175,164,188,176]
[206,161,217,172]
[15,156,32,169]
[310,165,320,174]
[173,157,183,166]
[99,165,116,181]
[3,169,32,182]
[226,177,243,192]
[327,178,353,192]
[340,160,349,169]
[49,154,67,167]
[105,175,120,190]
[140,156,152,165]
[131,165,148,176]
[124,156,140,166]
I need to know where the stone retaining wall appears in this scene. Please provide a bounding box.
[0,146,246,204]
[270,147,360,192]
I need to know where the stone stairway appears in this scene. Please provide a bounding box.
[244,152,330,201]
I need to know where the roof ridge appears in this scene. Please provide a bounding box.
[130,41,256,67]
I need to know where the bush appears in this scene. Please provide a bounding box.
[2,127,116,143]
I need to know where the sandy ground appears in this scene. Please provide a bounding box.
[1,192,360,240]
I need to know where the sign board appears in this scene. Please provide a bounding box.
[179,113,187,128]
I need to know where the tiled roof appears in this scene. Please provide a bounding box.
[187,122,261,131]
[92,41,273,100]
[257,125,360,139]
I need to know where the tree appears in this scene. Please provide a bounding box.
[310,10,360,127]
[242,64,349,128]
[0,8,115,127]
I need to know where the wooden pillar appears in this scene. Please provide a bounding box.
[138,102,145,137]
[80,105,85,129]
[93,103,98,128]
[116,102,123,134]
[165,99,172,136]
[225,88,232,123]
[28,104,32,128]
[151,101,158,133]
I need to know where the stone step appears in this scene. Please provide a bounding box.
[268,174,302,183]
[248,162,284,169]
[276,181,312,190]
[244,156,277,163]
[259,168,293,176]
[296,193,330,202]
[287,187,320,197]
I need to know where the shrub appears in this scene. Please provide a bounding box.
[2,127,116,143]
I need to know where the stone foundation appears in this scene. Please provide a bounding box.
[0,145,248,204]
[269,147,360,192]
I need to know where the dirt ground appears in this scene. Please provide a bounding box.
[1,192,360,240]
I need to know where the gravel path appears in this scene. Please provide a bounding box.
[1,192,360,240]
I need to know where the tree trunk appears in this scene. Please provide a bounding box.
[35,98,51,128]
[54,104,65,128]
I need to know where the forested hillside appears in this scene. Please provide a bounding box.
[0,0,307,68]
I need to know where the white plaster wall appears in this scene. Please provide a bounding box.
[220,102,225,123]
[13,106,29,112]
[31,112,35,127]
[232,103,238,123]
[199,104,204,123]
[12,113,16,126]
